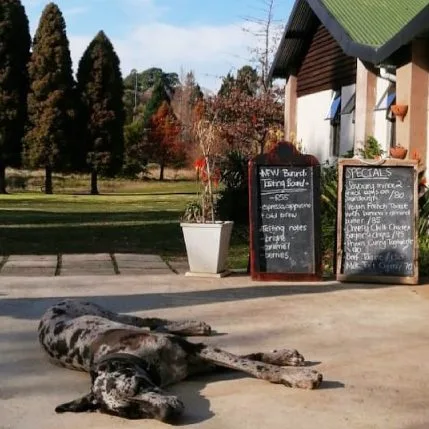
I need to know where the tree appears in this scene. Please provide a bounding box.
[122,119,149,178]
[143,79,170,125]
[77,30,125,195]
[147,101,184,180]
[218,72,236,97]
[123,67,179,124]
[205,85,284,155]
[236,65,259,96]
[0,0,31,193]
[171,70,203,156]
[243,0,285,90]
[24,2,76,194]
[218,66,258,97]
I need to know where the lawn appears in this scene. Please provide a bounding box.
[0,177,249,269]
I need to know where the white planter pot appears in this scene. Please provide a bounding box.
[180,221,234,277]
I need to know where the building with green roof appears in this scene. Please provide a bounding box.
[271,0,429,169]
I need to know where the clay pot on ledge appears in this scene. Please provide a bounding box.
[390,146,408,159]
[390,104,408,121]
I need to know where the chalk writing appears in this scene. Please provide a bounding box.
[257,166,315,273]
[341,166,415,276]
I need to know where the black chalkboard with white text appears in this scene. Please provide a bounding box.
[249,142,321,281]
[337,159,419,284]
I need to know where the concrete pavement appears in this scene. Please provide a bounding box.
[1,269,429,429]
[0,253,189,276]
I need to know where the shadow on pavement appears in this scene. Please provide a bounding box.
[0,282,396,321]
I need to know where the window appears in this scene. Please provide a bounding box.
[326,91,341,156]
[375,85,396,111]
[341,93,355,115]
[375,83,396,147]
[325,91,341,120]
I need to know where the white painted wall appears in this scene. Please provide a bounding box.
[373,77,391,154]
[296,85,356,163]
[340,84,355,156]
[296,90,332,164]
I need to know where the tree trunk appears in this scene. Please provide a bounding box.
[45,167,53,194]
[159,163,165,181]
[90,169,99,195]
[0,164,7,194]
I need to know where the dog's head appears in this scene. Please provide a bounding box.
[55,353,184,422]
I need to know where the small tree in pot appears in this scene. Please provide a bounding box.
[180,108,233,277]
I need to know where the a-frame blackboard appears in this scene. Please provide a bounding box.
[249,141,321,281]
[337,158,419,285]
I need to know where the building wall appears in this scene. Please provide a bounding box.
[296,89,333,163]
[297,24,356,97]
[373,77,392,154]
[296,84,356,163]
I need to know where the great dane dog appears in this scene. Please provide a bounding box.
[38,299,322,422]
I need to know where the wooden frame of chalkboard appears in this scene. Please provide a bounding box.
[336,158,419,285]
[249,141,322,281]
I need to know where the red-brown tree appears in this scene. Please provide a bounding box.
[200,87,284,156]
[147,101,185,180]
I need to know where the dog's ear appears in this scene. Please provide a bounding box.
[55,392,99,413]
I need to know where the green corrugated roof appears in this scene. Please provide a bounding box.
[321,0,429,47]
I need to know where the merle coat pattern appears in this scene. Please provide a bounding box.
[38,299,322,422]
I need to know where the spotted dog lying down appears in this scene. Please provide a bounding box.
[38,299,322,422]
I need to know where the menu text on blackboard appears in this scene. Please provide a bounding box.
[249,141,321,281]
[337,159,418,284]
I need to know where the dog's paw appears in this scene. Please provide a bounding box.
[164,320,212,336]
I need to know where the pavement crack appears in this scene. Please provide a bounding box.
[110,253,120,275]
[55,254,62,276]
[164,259,179,275]
[0,255,9,273]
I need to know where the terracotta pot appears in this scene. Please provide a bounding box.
[390,146,408,159]
[390,104,408,121]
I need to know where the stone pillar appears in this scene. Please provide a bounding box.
[396,39,429,167]
[354,60,377,152]
[284,75,297,141]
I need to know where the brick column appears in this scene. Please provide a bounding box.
[284,75,297,141]
[396,39,429,167]
[354,60,377,152]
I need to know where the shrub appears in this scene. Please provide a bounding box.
[320,163,338,275]
[216,150,249,224]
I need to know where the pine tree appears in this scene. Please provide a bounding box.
[143,79,170,126]
[77,30,124,195]
[0,0,31,193]
[24,2,75,194]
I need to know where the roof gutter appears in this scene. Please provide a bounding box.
[378,66,396,83]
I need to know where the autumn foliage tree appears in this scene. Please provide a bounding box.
[147,101,184,180]
[24,2,75,194]
[171,71,203,155]
[77,31,125,195]
[0,0,31,193]
[208,86,284,155]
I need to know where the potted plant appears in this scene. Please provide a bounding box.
[180,117,233,277]
[390,144,408,159]
[391,104,408,121]
[358,136,384,159]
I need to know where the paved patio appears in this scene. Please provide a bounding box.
[0,253,189,276]
[1,266,429,429]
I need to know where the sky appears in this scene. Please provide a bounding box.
[20,0,294,92]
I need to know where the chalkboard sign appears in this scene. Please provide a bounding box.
[337,159,419,285]
[249,141,321,281]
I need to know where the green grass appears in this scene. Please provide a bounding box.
[0,181,249,269]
